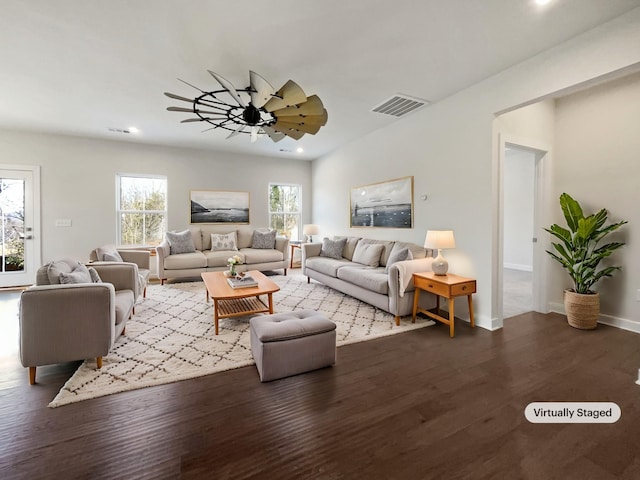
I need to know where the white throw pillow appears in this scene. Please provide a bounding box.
[211,232,238,251]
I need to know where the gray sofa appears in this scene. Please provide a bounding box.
[302,236,437,325]
[156,225,290,284]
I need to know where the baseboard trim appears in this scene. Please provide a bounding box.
[549,302,640,334]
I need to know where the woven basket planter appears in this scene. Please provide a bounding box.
[564,289,600,330]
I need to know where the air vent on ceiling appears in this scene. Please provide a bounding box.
[371,94,429,117]
[108,127,132,134]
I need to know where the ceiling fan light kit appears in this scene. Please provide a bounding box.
[165,70,328,143]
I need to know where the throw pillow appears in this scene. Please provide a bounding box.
[252,230,277,249]
[88,267,102,283]
[320,237,347,260]
[384,247,413,273]
[46,259,77,284]
[59,263,93,284]
[96,245,123,262]
[211,232,238,251]
[352,242,384,267]
[166,230,196,254]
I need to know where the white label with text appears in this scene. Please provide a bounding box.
[524,402,620,423]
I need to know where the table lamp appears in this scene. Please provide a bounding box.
[424,230,455,275]
[303,224,320,243]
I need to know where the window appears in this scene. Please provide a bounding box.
[117,174,167,246]
[269,183,301,240]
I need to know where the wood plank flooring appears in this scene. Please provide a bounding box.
[2,312,640,479]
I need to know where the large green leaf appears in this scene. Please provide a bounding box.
[559,193,583,232]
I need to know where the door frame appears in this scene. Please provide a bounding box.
[495,134,550,328]
[0,164,41,287]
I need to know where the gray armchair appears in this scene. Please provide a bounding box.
[89,245,150,299]
[19,259,137,384]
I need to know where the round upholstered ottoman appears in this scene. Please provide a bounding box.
[250,310,336,382]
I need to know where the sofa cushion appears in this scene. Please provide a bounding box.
[210,232,238,251]
[166,230,196,254]
[352,242,384,267]
[385,247,413,273]
[164,251,207,270]
[391,241,427,260]
[59,263,92,284]
[334,236,361,261]
[359,238,395,266]
[240,248,284,264]
[114,290,135,325]
[305,256,352,277]
[252,229,277,249]
[96,244,124,262]
[204,250,246,268]
[337,266,389,295]
[236,227,255,249]
[45,259,78,285]
[320,237,347,259]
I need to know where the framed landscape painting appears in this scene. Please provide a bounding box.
[350,176,413,228]
[190,190,250,224]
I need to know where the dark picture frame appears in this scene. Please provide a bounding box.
[350,176,413,228]
[190,190,250,224]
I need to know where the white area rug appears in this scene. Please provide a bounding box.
[50,273,433,407]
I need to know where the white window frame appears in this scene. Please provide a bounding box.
[268,182,302,240]
[116,173,167,247]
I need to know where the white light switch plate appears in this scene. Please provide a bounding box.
[55,219,72,227]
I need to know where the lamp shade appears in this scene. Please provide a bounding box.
[303,224,320,236]
[424,230,456,249]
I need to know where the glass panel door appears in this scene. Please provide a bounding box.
[0,167,39,287]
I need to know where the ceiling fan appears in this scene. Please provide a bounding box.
[164,70,328,143]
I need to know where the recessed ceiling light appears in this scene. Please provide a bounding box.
[296,147,304,153]
[128,126,140,134]
[535,0,552,5]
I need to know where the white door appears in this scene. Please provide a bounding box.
[0,166,40,287]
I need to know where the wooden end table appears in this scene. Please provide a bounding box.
[412,272,476,338]
[201,270,280,335]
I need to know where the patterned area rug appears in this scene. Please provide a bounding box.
[49,273,433,407]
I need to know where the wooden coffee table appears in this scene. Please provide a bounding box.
[201,270,280,335]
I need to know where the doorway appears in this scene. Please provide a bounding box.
[0,165,41,287]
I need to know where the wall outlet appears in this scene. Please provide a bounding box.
[55,219,72,227]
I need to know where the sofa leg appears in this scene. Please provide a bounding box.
[29,366,36,385]
[307,277,310,284]
[395,316,400,326]
[122,327,126,335]
[97,357,103,369]
[284,268,288,276]
[132,306,135,315]
[161,278,166,285]
[143,286,147,298]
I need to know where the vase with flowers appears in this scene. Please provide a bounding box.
[227,255,242,278]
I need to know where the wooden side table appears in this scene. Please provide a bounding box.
[290,242,302,268]
[412,272,476,338]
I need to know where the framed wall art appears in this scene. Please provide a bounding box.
[350,176,413,228]
[190,190,250,224]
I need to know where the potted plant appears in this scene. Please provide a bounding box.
[545,193,627,329]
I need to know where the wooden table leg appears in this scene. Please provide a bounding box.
[267,293,274,314]
[206,288,209,303]
[435,295,441,317]
[448,297,455,338]
[468,294,475,328]
[412,288,421,323]
[213,299,219,335]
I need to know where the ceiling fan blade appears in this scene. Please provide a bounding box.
[181,117,228,123]
[263,80,307,112]
[164,92,194,103]
[167,106,222,115]
[271,123,305,140]
[208,70,246,107]
[226,125,246,139]
[261,126,286,143]
[249,71,275,109]
[178,78,205,92]
[250,126,258,143]
[272,95,325,117]
[274,119,321,135]
[290,109,328,127]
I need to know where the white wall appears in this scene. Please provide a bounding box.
[0,130,312,263]
[503,148,535,271]
[551,71,640,330]
[312,8,640,329]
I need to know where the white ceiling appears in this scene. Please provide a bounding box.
[1,0,639,160]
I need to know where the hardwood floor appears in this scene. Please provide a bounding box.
[2,311,640,479]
